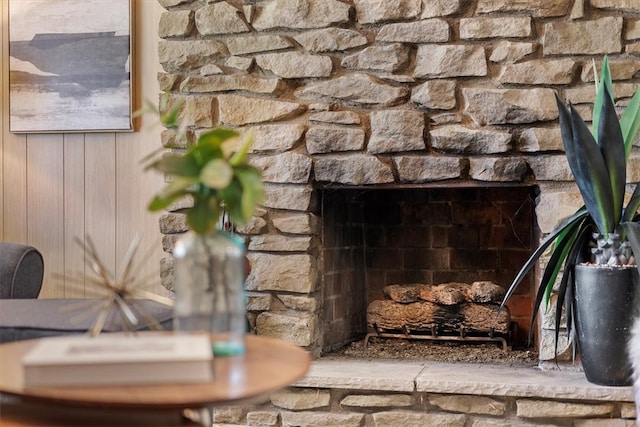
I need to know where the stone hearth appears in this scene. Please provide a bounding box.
[207,361,636,426]
[156,0,640,362]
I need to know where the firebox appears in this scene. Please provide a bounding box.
[319,185,538,354]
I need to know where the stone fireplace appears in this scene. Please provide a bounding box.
[156,0,640,361]
[319,185,537,352]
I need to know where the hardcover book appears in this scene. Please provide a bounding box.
[21,333,213,387]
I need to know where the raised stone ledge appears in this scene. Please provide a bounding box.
[295,360,634,402]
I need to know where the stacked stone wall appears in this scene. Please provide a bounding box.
[156,0,640,358]
[211,387,636,426]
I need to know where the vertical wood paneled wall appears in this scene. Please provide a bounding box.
[0,0,166,298]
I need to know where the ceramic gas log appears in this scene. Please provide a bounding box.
[366,282,511,340]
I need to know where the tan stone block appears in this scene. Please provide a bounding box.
[372,411,466,427]
[394,156,463,183]
[246,253,318,293]
[620,402,637,419]
[256,52,333,78]
[158,10,194,38]
[353,0,421,24]
[250,152,312,184]
[272,213,319,235]
[253,0,350,30]
[476,0,571,17]
[377,19,450,43]
[218,95,306,126]
[247,235,313,252]
[256,312,317,346]
[277,295,318,312]
[340,394,413,407]
[463,87,557,125]
[298,74,408,107]
[516,400,614,418]
[195,3,249,36]
[543,17,623,55]
[294,28,367,53]
[429,395,506,416]
[469,157,528,182]
[246,411,279,426]
[415,45,487,78]
[499,59,577,85]
[262,184,314,211]
[281,411,363,427]
[460,16,531,39]
[270,389,330,410]
[247,124,306,153]
[342,44,410,73]
[574,420,636,427]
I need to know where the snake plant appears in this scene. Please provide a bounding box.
[500,56,640,352]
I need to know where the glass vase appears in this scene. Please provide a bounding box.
[172,230,247,356]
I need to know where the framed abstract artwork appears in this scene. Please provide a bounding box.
[8,0,133,133]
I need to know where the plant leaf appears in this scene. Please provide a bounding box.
[229,131,254,166]
[187,196,220,235]
[235,166,264,223]
[557,95,614,235]
[526,218,583,342]
[553,223,591,358]
[620,88,640,159]
[622,183,640,224]
[592,56,614,140]
[622,222,640,265]
[499,208,589,312]
[200,159,233,189]
[147,153,200,178]
[219,179,244,225]
[597,85,626,226]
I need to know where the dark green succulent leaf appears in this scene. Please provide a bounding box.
[622,222,640,267]
[597,85,626,226]
[553,223,591,358]
[499,208,589,312]
[526,217,584,343]
[562,100,615,235]
[622,183,640,224]
[542,225,577,306]
[592,56,614,140]
[620,89,640,159]
[187,196,221,235]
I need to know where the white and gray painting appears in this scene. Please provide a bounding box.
[9,0,131,132]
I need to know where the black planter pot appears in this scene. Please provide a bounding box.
[574,264,639,386]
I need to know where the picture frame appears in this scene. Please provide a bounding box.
[8,0,133,133]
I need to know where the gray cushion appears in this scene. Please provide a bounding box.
[0,298,173,343]
[0,243,44,299]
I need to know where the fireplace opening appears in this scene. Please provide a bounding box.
[319,185,539,356]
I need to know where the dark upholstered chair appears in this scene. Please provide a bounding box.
[0,243,173,343]
[0,242,44,299]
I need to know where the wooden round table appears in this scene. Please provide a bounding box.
[0,334,311,426]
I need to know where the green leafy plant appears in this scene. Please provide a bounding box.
[500,56,640,351]
[143,100,264,235]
